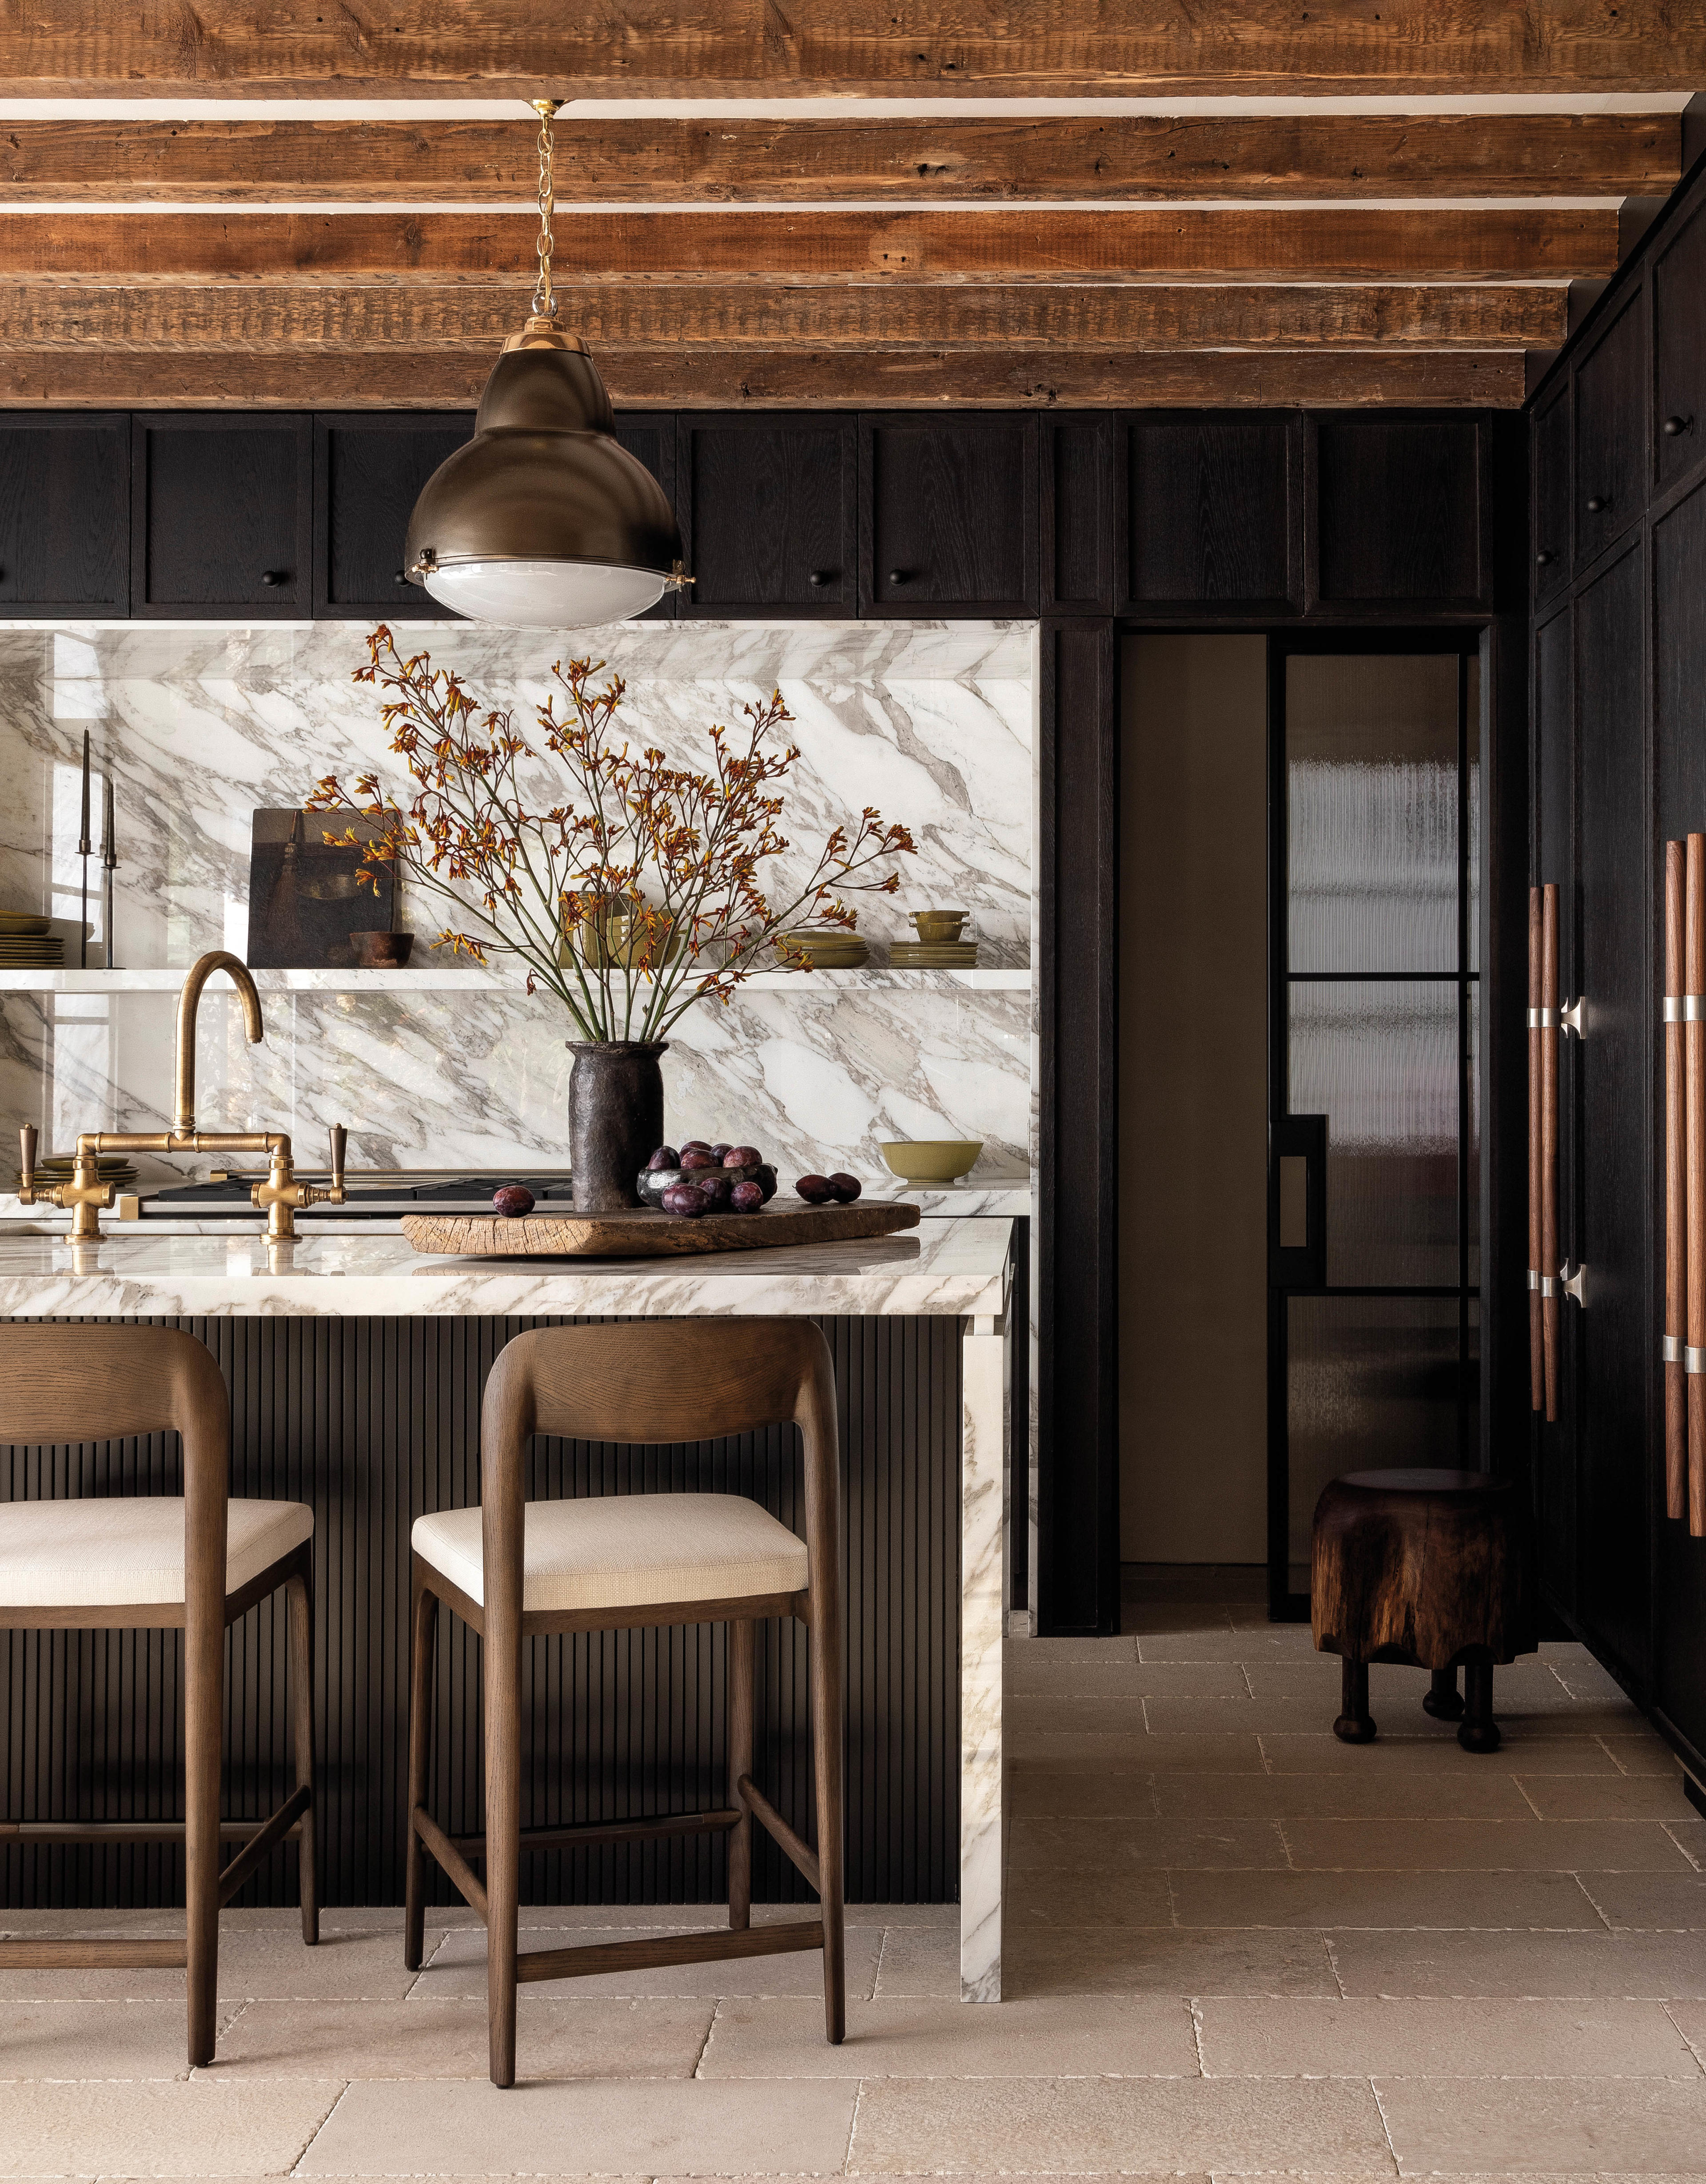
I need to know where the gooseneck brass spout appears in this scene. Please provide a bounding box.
[175,949,263,1132]
[16,950,350,1243]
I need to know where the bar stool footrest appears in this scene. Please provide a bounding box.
[516,1921,825,1985]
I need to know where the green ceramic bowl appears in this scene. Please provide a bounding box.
[880,1139,984,1185]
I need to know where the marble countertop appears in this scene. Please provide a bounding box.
[0,1216,1013,1322]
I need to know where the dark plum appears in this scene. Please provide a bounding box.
[492,1184,534,1218]
[795,1174,833,1204]
[755,1164,778,1203]
[644,1145,680,1172]
[826,1172,863,1204]
[729,1180,765,1214]
[723,1144,762,1168]
[679,1146,719,1171]
[678,1139,712,1157]
[710,1142,733,1160]
[695,1170,733,1206]
[661,1183,710,1218]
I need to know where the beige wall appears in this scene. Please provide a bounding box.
[1119,635,1269,1565]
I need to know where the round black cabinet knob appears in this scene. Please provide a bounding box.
[1536,549,1556,567]
[260,570,287,586]
[887,568,911,585]
[1585,494,1609,513]
[1665,414,1694,437]
[808,570,834,586]
[394,570,410,586]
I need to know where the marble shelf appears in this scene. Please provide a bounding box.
[0,965,1031,996]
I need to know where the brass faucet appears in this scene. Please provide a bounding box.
[17,950,349,1241]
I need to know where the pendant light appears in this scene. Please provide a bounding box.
[404,99,690,628]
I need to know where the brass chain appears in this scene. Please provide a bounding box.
[530,98,560,320]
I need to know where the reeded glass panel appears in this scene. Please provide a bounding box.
[1466,980,1481,1289]
[1287,1295,1468,1579]
[1289,979,1459,1286]
[1287,653,1461,973]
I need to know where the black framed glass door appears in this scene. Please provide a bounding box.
[1267,635,1482,1617]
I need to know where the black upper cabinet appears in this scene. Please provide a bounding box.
[1573,290,1646,565]
[314,413,471,620]
[1654,192,1706,497]
[1532,386,1571,607]
[134,414,313,617]
[1122,414,1296,614]
[1042,415,1116,613]
[0,415,129,617]
[862,416,1037,615]
[1312,414,1487,610]
[679,414,854,614]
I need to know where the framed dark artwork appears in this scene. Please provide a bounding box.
[247,808,395,968]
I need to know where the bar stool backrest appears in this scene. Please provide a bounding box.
[0,1323,231,1615]
[478,1318,840,1626]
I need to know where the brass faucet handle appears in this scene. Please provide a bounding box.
[328,1124,347,1200]
[18,1122,36,1193]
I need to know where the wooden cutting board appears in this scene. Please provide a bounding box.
[400,1200,921,1259]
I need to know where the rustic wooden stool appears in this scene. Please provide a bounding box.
[1311,1467,1534,1754]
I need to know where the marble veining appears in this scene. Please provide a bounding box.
[0,620,1036,1192]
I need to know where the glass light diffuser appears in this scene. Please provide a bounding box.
[419,557,669,628]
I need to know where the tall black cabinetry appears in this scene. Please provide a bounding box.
[1529,147,1706,1759]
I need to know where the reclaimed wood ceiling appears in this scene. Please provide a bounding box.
[0,7,1701,409]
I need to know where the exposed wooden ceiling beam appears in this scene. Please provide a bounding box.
[0,280,1563,351]
[0,208,1617,281]
[0,5,1700,96]
[0,112,1678,203]
[0,345,1525,410]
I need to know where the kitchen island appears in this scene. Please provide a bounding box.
[0,1216,1012,2001]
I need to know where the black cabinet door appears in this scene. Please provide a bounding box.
[1573,290,1646,566]
[862,416,1036,615]
[1042,415,1115,613]
[612,412,680,621]
[0,414,129,617]
[1312,414,1487,611]
[1121,414,1297,614]
[314,413,472,620]
[1571,538,1652,1686]
[1531,385,1571,608]
[679,414,853,614]
[1653,191,1706,498]
[133,414,312,617]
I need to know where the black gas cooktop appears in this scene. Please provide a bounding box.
[144,1173,575,1219]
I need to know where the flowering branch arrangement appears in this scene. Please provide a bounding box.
[305,626,916,1044]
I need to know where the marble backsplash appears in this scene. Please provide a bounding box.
[0,620,1036,1184]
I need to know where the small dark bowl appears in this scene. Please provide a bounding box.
[352,930,414,968]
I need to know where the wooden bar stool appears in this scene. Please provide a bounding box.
[1312,1467,1535,1754]
[404,1318,844,2089]
[0,1323,319,2066]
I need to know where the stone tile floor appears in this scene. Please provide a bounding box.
[5,1574,1706,2176]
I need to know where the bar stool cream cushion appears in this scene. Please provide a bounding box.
[411,1491,809,1613]
[0,1498,312,1608]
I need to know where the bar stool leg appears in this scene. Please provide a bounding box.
[403,1573,437,1973]
[1334,1658,1377,1743]
[486,1609,523,2089]
[1423,1665,1465,1721]
[287,1554,320,1946]
[183,1605,223,2070]
[1459,1658,1502,1753]
[810,1608,845,2045]
[728,1618,753,1932]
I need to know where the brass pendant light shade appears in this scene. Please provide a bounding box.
[403,102,689,629]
